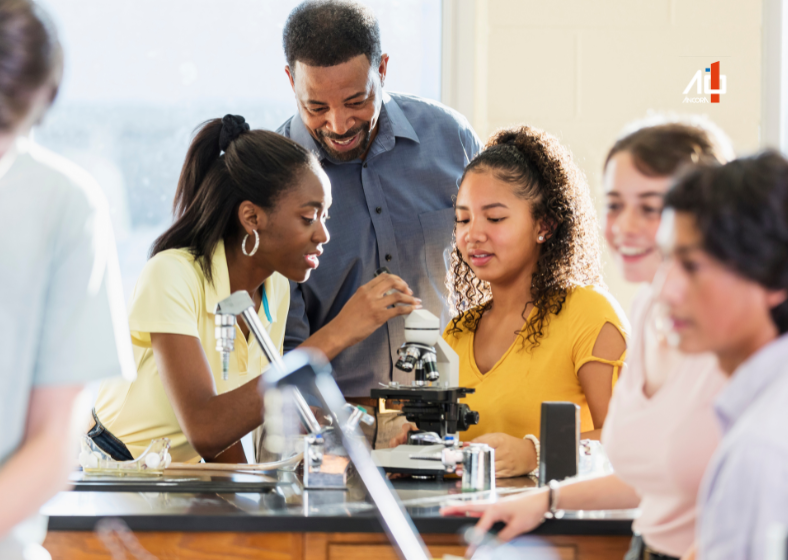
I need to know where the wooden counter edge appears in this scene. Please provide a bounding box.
[44,530,631,560]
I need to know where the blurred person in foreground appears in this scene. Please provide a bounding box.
[0,1,133,558]
[659,151,788,560]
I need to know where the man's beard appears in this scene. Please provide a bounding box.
[314,121,373,162]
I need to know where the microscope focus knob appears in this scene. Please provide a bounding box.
[457,404,480,432]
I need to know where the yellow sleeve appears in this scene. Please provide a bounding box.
[569,286,630,377]
[127,252,202,347]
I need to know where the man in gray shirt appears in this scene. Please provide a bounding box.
[278,1,481,399]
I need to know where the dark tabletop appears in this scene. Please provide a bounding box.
[43,469,636,536]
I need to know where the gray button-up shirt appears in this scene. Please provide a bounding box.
[279,92,481,396]
[697,334,788,560]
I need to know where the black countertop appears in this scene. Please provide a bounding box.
[43,469,637,536]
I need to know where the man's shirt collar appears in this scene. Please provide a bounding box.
[288,91,420,164]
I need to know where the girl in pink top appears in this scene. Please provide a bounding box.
[442,116,732,560]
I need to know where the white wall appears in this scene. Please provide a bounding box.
[445,0,763,311]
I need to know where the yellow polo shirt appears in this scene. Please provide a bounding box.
[444,285,629,442]
[93,239,290,463]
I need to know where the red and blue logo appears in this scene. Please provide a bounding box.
[683,61,726,104]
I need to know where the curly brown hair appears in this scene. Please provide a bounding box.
[446,125,603,349]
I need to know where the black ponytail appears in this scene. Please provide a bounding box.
[152,115,317,283]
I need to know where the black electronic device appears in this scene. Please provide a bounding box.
[538,401,580,486]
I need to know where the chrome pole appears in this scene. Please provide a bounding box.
[215,291,322,435]
[266,350,432,560]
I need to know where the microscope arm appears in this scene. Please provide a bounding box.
[434,337,460,387]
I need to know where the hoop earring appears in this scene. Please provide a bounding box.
[242,230,259,257]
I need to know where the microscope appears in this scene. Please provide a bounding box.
[371,309,480,477]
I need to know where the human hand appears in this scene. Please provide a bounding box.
[389,422,418,448]
[680,542,697,560]
[440,488,549,546]
[330,273,421,349]
[309,406,332,427]
[472,433,537,478]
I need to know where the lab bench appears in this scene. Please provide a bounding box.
[41,469,635,560]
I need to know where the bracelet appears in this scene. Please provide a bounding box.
[523,434,540,478]
[545,479,563,519]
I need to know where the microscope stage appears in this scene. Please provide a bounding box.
[370,386,474,402]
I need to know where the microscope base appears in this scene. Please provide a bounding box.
[372,444,447,478]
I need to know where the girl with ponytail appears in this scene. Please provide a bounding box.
[92,115,420,463]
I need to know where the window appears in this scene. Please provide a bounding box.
[36,0,442,299]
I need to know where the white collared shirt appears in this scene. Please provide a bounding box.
[697,333,788,560]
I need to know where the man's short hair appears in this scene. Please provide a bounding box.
[283,0,381,71]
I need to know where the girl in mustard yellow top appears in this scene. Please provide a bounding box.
[443,126,629,477]
[92,116,422,464]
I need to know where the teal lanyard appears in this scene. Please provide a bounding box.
[262,285,272,323]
